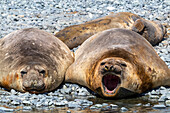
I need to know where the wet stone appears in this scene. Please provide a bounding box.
[0,107,15,112]
[143,103,151,107]
[110,104,118,109]
[165,100,170,107]
[149,95,159,99]
[55,102,66,106]
[90,105,96,109]
[22,106,32,110]
[153,104,166,109]
[11,100,20,105]
[160,89,169,95]
[95,104,102,108]
[136,103,142,106]
[67,101,81,108]
[67,110,71,113]
[151,90,158,95]
[10,89,18,95]
[158,94,167,102]
[102,103,108,106]
[121,107,128,112]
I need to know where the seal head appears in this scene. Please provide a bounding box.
[0,28,74,93]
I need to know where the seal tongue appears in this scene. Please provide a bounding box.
[103,74,120,93]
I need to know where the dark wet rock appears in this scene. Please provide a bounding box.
[110,104,118,109]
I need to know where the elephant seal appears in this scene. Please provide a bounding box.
[55,12,166,49]
[65,28,170,98]
[0,28,74,93]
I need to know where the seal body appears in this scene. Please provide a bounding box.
[65,28,170,98]
[55,12,166,49]
[0,28,74,93]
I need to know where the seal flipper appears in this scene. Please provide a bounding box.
[132,19,145,33]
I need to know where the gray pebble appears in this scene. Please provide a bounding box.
[0,107,15,112]
[121,107,128,112]
[110,104,118,109]
[55,102,66,106]
[153,104,166,109]
[158,94,167,102]
[90,105,96,109]
[149,95,159,99]
[95,104,102,108]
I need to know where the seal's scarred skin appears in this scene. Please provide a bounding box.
[55,12,166,49]
[0,28,74,93]
[65,28,170,98]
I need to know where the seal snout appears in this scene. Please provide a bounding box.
[21,67,46,93]
[100,59,125,95]
[23,77,45,92]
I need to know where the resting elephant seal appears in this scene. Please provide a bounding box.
[55,12,166,49]
[65,28,170,98]
[0,28,74,93]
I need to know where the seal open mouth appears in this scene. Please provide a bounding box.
[102,73,121,94]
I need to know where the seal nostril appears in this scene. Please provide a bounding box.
[110,66,113,70]
[20,71,27,77]
[39,70,46,77]
[105,66,108,69]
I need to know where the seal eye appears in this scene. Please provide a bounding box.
[21,71,27,77]
[101,62,106,66]
[39,70,46,77]
[120,62,127,67]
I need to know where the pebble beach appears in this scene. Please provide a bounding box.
[0,0,170,112]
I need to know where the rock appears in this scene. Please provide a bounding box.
[153,104,166,109]
[95,104,102,108]
[158,94,167,102]
[149,94,159,99]
[90,105,96,109]
[0,107,15,112]
[121,107,128,112]
[67,110,71,113]
[10,89,17,95]
[110,104,118,109]
[143,103,151,107]
[55,102,66,106]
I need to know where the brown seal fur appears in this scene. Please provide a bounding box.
[55,12,166,49]
[65,28,170,98]
[0,28,74,93]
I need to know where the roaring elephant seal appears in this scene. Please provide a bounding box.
[55,12,166,49]
[0,28,74,93]
[65,28,170,98]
